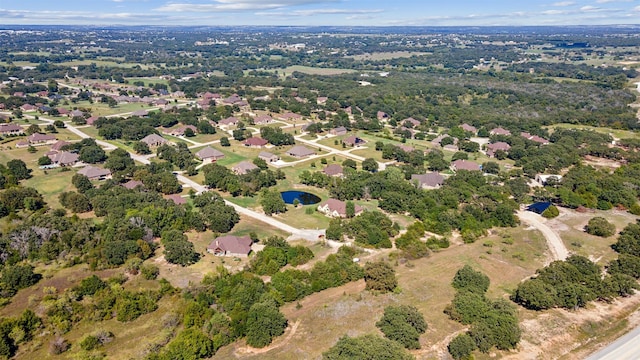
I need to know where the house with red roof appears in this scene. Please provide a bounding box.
[207,235,253,257]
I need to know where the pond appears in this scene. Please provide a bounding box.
[280,190,321,205]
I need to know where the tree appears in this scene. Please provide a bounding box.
[260,189,287,216]
[72,174,93,193]
[585,217,616,237]
[245,301,288,348]
[362,158,378,172]
[542,205,560,218]
[163,328,215,360]
[0,265,41,297]
[511,279,557,310]
[452,265,490,294]
[364,261,397,293]
[133,141,151,155]
[342,159,357,169]
[220,137,230,147]
[376,305,427,349]
[184,127,195,137]
[37,156,52,166]
[79,146,106,164]
[6,159,31,180]
[482,161,500,174]
[448,333,477,360]
[24,124,41,135]
[345,201,355,218]
[323,334,414,360]
[164,239,199,266]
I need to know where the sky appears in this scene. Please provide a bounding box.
[1,0,640,26]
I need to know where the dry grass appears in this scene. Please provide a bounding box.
[212,224,548,359]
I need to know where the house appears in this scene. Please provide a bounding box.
[253,115,273,125]
[258,151,280,163]
[243,137,268,148]
[403,117,421,127]
[27,133,57,145]
[56,108,70,116]
[232,161,259,175]
[51,140,71,151]
[461,123,477,134]
[130,109,149,117]
[521,132,550,145]
[377,111,389,121]
[343,136,367,147]
[317,198,363,218]
[535,174,562,186]
[442,144,459,152]
[166,194,187,205]
[20,104,37,112]
[165,125,197,137]
[317,97,328,105]
[207,235,253,257]
[86,116,100,126]
[451,160,481,172]
[122,179,144,190]
[411,172,445,189]
[323,164,344,177]
[287,145,315,158]
[48,151,79,166]
[486,142,511,157]
[140,134,168,147]
[490,127,511,136]
[218,117,239,127]
[397,144,415,153]
[277,112,303,122]
[527,202,553,214]
[195,146,225,163]
[78,166,112,180]
[329,127,348,136]
[431,135,457,147]
[0,123,23,136]
[70,110,85,118]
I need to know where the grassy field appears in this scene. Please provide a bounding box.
[267,65,357,78]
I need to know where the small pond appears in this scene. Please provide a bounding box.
[280,190,321,205]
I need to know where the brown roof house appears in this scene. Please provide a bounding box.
[451,160,481,172]
[317,198,363,218]
[486,141,511,157]
[0,123,23,136]
[253,115,273,125]
[51,140,70,151]
[122,179,144,190]
[258,151,280,163]
[329,127,348,136]
[243,137,268,148]
[342,135,367,147]
[218,117,240,127]
[207,235,253,257]
[411,172,445,189]
[165,125,197,137]
[461,123,477,134]
[48,151,79,167]
[521,132,550,145]
[287,145,315,158]
[490,127,511,136]
[277,112,303,122]
[232,161,259,175]
[195,146,225,163]
[141,134,168,147]
[166,194,187,205]
[323,164,344,177]
[26,133,57,146]
[78,166,112,180]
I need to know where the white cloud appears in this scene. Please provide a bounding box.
[257,8,381,17]
[552,2,575,6]
[596,0,633,3]
[155,0,338,12]
[580,5,601,11]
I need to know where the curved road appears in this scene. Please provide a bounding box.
[517,210,569,262]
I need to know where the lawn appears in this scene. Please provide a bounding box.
[546,123,639,140]
[262,65,357,78]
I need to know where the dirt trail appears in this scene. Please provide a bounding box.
[517,210,569,263]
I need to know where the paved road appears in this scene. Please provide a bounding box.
[517,210,569,262]
[586,324,640,360]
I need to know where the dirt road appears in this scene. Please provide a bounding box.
[517,210,569,262]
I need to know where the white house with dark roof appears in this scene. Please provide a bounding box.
[0,123,23,136]
[258,151,280,163]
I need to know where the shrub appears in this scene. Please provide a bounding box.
[585,217,616,237]
[542,205,560,218]
[364,261,397,293]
